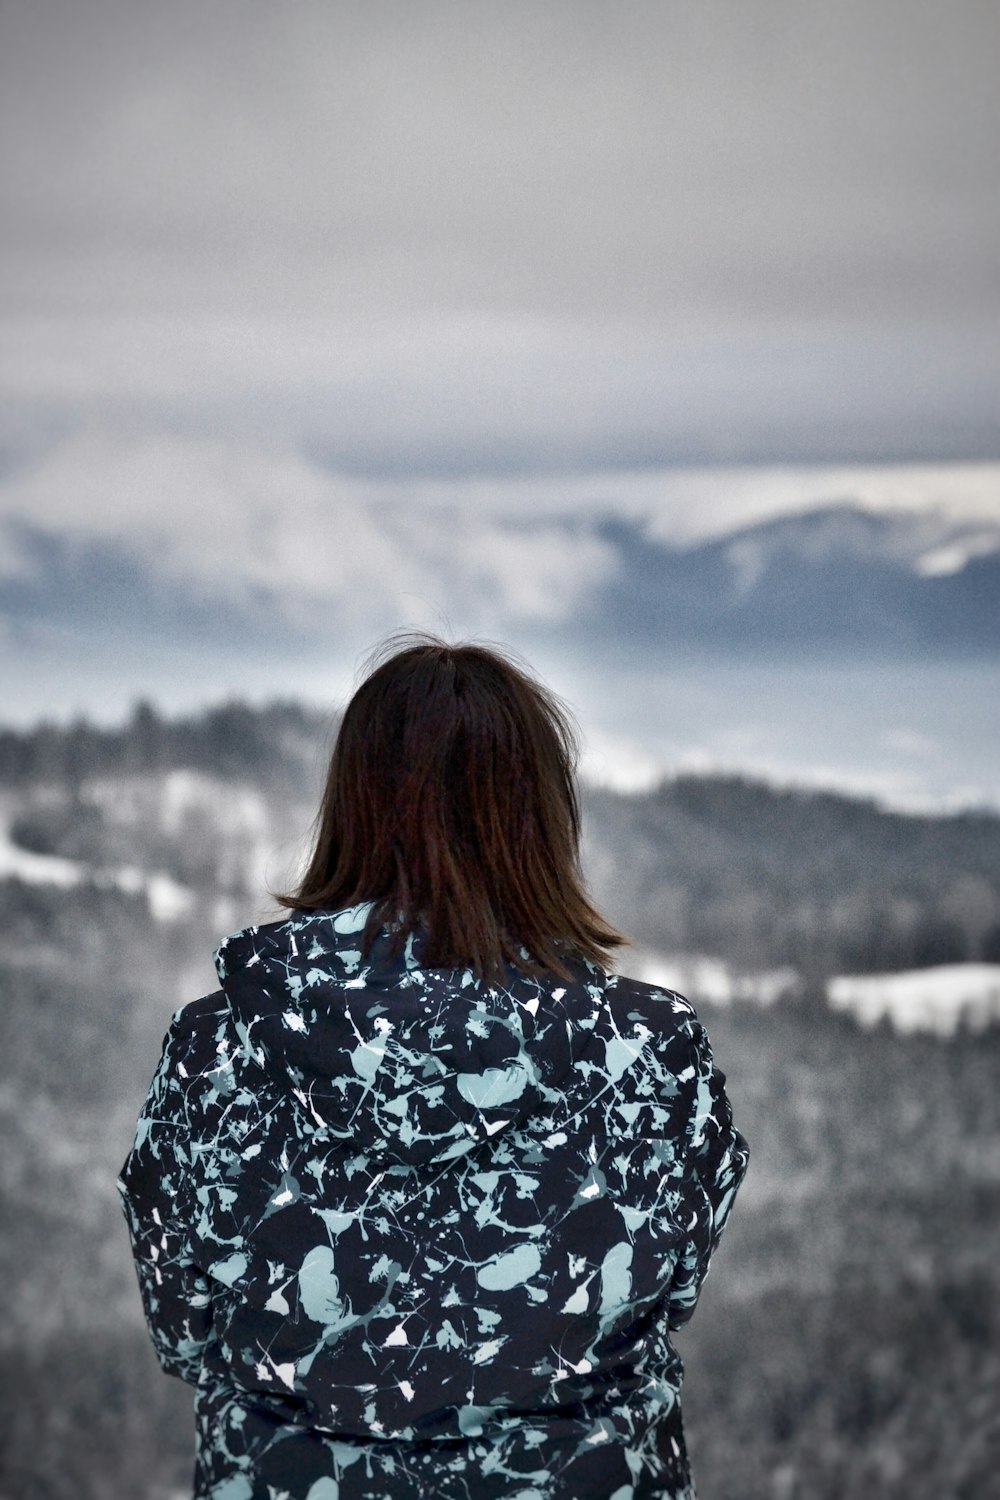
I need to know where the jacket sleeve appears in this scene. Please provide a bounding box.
[117,1009,213,1383]
[666,1018,749,1331]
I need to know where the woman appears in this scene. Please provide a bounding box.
[119,636,749,1500]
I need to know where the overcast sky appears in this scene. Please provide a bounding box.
[2,0,998,469]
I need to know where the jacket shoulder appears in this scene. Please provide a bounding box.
[168,987,229,1040]
[601,971,707,1077]
[155,989,232,1078]
[143,991,243,1130]
[605,970,700,1030]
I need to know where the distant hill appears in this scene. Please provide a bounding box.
[3,501,999,673]
[583,774,1000,976]
[0,697,330,792]
[558,503,1000,660]
[2,699,1000,980]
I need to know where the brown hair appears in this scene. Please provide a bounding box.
[274,634,624,978]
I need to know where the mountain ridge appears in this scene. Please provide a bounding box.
[3,701,999,982]
[2,483,998,663]
[560,501,1000,660]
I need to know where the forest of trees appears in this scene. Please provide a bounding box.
[1,699,999,1497]
[584,775,1000,976]
[0,698,329,793]
[4,697,1000,978]
[1,874,997,1499]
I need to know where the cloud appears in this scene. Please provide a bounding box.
[3,311,998,469]
[0,428,619,637]
[3,1,998,325]
[3,422,998,590]
[2,0,998,347]
[2,2,998,464]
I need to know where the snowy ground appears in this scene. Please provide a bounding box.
[827,963,1000,1035]
[3,786,999,1036]
[629,948,1000,1035]
[0,789,194,920]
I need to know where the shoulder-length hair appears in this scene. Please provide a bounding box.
[274,634,624,979]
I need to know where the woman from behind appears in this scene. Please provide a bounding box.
[119,635,749,1500]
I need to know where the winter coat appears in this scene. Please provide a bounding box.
[118,902,749,1500]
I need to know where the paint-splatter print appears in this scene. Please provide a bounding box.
[119,904,749,1499]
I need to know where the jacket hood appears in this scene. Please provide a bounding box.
[214,903,608,1169]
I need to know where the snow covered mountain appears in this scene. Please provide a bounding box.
[564,502,1000,659]
[2,474,997,664]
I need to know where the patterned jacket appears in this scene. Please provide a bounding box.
[119,904,749,1500]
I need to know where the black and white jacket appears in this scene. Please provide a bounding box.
[119,903,749,1500]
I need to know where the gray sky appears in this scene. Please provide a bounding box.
[2,0,998,464]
